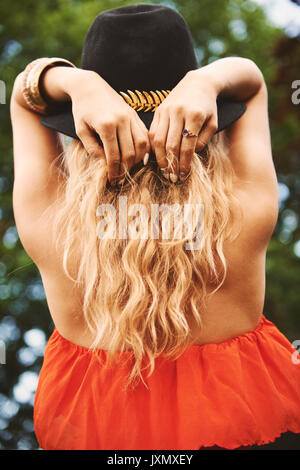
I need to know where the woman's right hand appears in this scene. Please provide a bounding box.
[69,69,151,185]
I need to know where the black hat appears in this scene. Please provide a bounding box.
[40,3,246,142]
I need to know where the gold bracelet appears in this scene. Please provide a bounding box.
[22,57,76,114]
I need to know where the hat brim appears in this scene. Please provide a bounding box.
[40,99,246,143]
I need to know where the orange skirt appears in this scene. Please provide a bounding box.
[33,314,300,450]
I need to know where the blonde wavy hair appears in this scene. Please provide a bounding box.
[50,130,242,390]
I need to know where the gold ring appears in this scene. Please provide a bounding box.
[182,128,199,138]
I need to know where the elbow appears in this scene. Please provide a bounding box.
[242,57,266,89]
[10,72,26,110]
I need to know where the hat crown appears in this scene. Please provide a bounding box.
[81,4,198,92]
[40,3,247,139]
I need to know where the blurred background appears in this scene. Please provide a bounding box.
[0,0,299,450]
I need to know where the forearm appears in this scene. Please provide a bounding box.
[189,57,265,102]
[39,66,85,103]
[11,63,96,110]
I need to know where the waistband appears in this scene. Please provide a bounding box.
[51,313,268,356]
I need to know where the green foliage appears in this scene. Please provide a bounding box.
[0,0,299,450]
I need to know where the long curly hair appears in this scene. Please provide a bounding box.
[49,130,242,390]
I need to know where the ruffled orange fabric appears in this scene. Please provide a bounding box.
[33,314,300,450]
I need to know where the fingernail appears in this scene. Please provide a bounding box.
[179,172,188,181]
[143,152,149,165]
[169,173,178,183]
[160,168,169,180]
[117,177,126,186]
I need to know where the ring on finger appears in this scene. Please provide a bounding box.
[182,128,199,138]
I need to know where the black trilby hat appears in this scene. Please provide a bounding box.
[40,3,246,141]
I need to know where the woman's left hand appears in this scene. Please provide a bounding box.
[148,69,218,182]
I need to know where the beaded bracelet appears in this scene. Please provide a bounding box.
[22,57,76,114]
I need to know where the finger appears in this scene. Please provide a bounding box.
[76,124,106,160]
[130,118,151,166]
[195,116,218,153]
[99,123,121,184]
[179,119,204,180]
[152,112,170,175]
[117,119,136,179]
[148,109,162,165]
[165,112,185,181]
[134,116,153,163]
[148,108,160,150]
[135,115,149,135]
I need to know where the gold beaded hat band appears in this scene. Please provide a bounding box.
[40,4,246,143]
[119,89,171,112]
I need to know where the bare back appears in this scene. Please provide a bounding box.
[32,175,277,349]
[11,76,278,349]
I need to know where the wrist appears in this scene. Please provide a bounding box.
[40,65,80,102]
[185,68,220,98]
[64,69,103,101]
[188,58,264,102]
